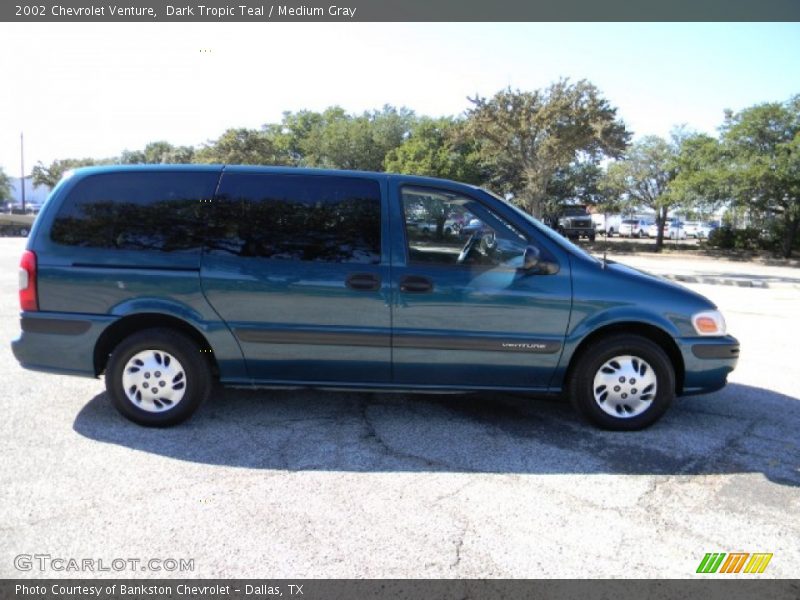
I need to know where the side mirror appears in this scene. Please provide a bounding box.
[522,245,540,270]
[522,245,559,274]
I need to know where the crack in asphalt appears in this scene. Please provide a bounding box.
[450,519,470,569]
[358,397,460,471]
[434,480,477,505]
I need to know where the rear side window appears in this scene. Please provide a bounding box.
[50,171,219,252]
[207,173,381,264]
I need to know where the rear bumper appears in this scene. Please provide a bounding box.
[679,335,740,396]
[11,312,114,377]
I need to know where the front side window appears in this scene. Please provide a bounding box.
[51,171,218,251]
[401,186,528,268]
[207,174,381,264]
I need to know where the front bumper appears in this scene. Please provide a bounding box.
[679,334,740,396]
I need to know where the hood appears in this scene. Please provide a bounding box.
[604,260,716,309]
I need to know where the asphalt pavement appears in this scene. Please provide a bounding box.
[1,238,798,578]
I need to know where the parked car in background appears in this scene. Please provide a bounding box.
[410,216,464,236]
[695,222,717,239]
[683,221,716,239]
[667,221,688,240]
[619,218,650,238]
[648,221,688,240]
[552,205,595,241]
[683,221,701,238]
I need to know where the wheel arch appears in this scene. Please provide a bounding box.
[94,313,218,378]
[565,322,685,395]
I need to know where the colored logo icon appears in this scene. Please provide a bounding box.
[697,553,773,574]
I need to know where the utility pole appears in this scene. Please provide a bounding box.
[20,132,26,212]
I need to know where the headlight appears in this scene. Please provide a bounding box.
[692,310,726,336]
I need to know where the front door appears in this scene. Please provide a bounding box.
[391,184,571,389]
[201,171,391,383]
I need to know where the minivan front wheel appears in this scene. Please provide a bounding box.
[569,334,675,430]
[105,329,211,427]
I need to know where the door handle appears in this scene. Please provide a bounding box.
[346,273,381,292]
[400,275,434,293]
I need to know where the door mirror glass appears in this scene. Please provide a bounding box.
[523,245,540,270]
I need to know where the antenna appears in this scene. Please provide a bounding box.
[20,132,26,212]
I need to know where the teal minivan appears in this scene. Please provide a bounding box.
[12,165,739,430]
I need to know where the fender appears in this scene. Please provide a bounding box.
[108,297,248,381]
[567,305,682,342]
[548,306,683,392]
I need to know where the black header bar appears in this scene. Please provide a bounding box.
[3,0,800,22]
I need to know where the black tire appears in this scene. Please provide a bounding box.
[588,233,596,242]
[568,334,675,431]
[105,328,212,427]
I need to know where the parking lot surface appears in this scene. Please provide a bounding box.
[1,237,798,578]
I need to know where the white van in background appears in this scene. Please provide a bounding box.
[591,213,622,236]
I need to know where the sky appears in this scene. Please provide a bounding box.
[1,21,799,178]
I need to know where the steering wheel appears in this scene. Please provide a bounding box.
[457,233,480,264]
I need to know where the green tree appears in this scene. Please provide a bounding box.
[120,141,195,164]
[195,128,290,165]
[286,105,415,172]
[720,96,800,257]
[669,132,730,217]
[384,116,482,183]
[0,167,12,202]
[31,158,99,188]
[464,80,630,216]
[601,135,679,250]
[544,160,608,215]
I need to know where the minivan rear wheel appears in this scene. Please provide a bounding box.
[105,328,211,427]
[568,334,675,430]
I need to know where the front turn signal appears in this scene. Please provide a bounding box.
[692,310,726,336]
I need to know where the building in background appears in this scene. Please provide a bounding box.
[8,177,51,210]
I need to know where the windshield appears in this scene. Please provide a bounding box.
[481,188,600,265]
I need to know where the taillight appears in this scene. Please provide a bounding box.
[19,250,38,312]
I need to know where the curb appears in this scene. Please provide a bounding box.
[662,273,800,290]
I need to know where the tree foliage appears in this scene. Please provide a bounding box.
[283,105,415,171]
[0,167,12,202]
[546,161,608,214]
[31,158,99,188]
[601,135,679,250]
[669,132,730,214]
[120,141,195,164]
[464,80,630,216]
[384,116,482,183]
[719,96,800,257]
[195,128,289,165]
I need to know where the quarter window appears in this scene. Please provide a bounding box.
[50,171,217,252]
